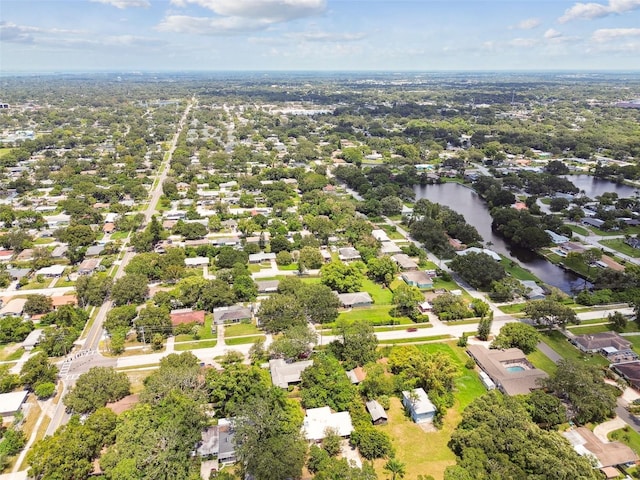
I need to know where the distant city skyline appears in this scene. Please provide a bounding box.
[2,0,640,72]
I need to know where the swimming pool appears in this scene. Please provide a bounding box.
[506,365,525,372]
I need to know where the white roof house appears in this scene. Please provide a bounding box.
[184,257,210,267]
[36,264,66,277]
[0,298,27,317]
[402,388,437,424]
[302,407,354,441]
[371,229,391,242]
[456,247,501,262]
[22,329,44,351]
[0,390,29,417]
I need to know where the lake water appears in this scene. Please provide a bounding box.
[414,183,587,293]
[563,174,639,199]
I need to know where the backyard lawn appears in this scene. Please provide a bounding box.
[373,342,486,480]
[539,330,609,367]
[527,349,558,374]
[499,256,539,282]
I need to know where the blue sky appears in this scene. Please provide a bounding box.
[1,0,640,72]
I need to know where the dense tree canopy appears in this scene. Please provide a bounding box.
[63,367,131,414]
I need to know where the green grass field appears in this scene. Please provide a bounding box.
[174,339,218,351]
[379,334,452,345]
[175,315,216,341]
[539,330,609,367]
[568,225,590,236]
[224,322,260,337]
[225,335,265,345]
[527,349,558,374]
[0,148,13,158]
[609,427,640,455]
[372,342,487,480]
[498,303,527,314]
[500,256,539,282]
[600,238,640,258]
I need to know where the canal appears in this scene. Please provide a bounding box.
[414,183,586,293]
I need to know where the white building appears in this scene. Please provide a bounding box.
[302,407,354,442]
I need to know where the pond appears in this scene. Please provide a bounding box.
[563,174,639,199]
[414,183,587,293]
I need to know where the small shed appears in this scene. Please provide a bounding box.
[365,400,388,425]
[22,328,43,351]
[402,388,436,424]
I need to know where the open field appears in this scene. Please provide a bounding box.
[600,238,640,258]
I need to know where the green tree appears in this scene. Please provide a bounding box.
[476,313,493,341]
[75,274,112,307]
[300,354,356,411]
[268,325,318,360]
[320,260,364,293]
[330,319,379,369]
[297,283,341,324]
[298,246,324,270]
[609,311,628,331]
[384,458,406,480]
[104,305,137,335]
[206,363,271,417]
[111,274,149,306]
[544,359,619,424]
[258,294,306,333]
[20,352,58,390]
[23,294,53,316]
[449,252,506,290]
[523,299,578,329]
[135,304,171,342]
[233,388,307,480]
[491,322,540,354]
[367,255,398,286]
[63,367,131,414]
[392,283,423,317]
[351,427,393,460]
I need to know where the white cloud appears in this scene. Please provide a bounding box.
[507,38,538,48]
[160,0,326,35]
[544,28,563,39]
[513,18,541,30]
[290,31,366,42]
[157,15,271,34]
[592,27,640,42]
[559,0,640,22]
[0,21,84,44]
[169,0,326,22]
[91,0,150,8]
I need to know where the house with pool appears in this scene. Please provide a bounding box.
[466,345,548,395]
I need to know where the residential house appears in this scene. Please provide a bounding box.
[51,295,77,309]
[346,367,366,384]
[336,292,373,308]
[583,218,605,229]
[402,388,436,424]
[51,245,68,258]
[0,298,27,317]
[0,391,29,418]
[197,419,236,463]
[571,332,632,354]
[338,247,361,262]
[365,400,388,425]
[103,223,116,234]
[519,280,546,300]
[269,358,313,388]
[36,265,65,277]
[0,250,13,262]
[401,271,433,289]
[545,230,570,244]
[456,247,501,262]
[256,280,280,293]
[214,305,252,326]
[78,258,101,275]
[8,268,30,281]
[302,407,354,442]
[371,229,391,242]
[418,301,432,313]
[380,241,402,254]
[563,427,638,468]
[16,249,34,262]
[248,252,276,264]
[170,308,205,326]
[391,253,418,271]
[466,345,548,396]
[560,242,586,255]
[85,245,105,257]
[21,329,43,351]
[184,257,209,268]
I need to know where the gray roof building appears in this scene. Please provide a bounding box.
[213,305,252,325]
[269,358,313,388]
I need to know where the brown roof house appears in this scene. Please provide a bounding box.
[466,345,548,395]
[563,427,638,468]
[571,332,632,354]
[170,308,205,327]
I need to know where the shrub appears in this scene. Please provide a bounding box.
[34,382,56,399]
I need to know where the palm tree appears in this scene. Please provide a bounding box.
[384,458,406,480]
